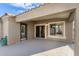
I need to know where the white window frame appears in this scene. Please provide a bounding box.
[34,24,46,39]
[48,21,66,39]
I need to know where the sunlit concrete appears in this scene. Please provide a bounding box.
[0,40,74,56]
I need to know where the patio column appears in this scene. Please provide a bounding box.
[74,9,79,56]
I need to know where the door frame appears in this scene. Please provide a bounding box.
[34,24,46,39]
[20,23,27,40]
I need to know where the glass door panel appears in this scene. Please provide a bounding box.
[36,26,40,37]
[36,25,45,38]
[41,26,45,38]
[20,23,27,40]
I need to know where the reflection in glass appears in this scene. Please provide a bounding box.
[50,23,64,36]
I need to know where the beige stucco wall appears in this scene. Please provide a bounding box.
[0,20,1,39]
[8,17,20,44]
[25,18,66,40]
[26,22,34,39]
[2,16,9,43]
[65,21,73,43]
[1,15,20,45]
[33,19,65,40]
[74,9,79,56]
[0,19,2,39]
[32,18,73,43]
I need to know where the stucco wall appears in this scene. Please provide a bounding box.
[2,16,9,43]
[0,19,2,39]
[26,22,34,39]
[25,18,67,40]
[1,16,20,45]
[33,18,73,43]
[8,17,20,44]
[65,21,73,43]
[74,9,79,56]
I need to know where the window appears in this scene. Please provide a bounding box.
[48,21,65,38]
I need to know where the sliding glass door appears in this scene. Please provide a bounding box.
[20,23,27,40]
[36,26,45,38]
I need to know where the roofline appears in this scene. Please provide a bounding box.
[0,3,46,18]
[0,13,15,18]
[15,3,46,17]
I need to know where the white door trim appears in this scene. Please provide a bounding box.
[34,24,46,39]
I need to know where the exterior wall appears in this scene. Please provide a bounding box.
[65,20,73,43]
[34,19,65,40]
[0,20,1,39]
[74,9,79,56]
[30,18,65,40]
[1,16,20,45]
[26,22,34,39]
[2,16,9,44]
[33,18,73,43]
[8,17,20,44]
[0,19,2,39]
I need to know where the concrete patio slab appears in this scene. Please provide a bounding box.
[0,40,74,56]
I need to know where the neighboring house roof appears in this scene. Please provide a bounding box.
[0,13,15,18]
[4,13,15,16]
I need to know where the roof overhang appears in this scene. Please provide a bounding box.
[28,9,74,21]
[16,4,76,22]
[17,9,75,22]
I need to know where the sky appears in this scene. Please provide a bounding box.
[0,3,44,16]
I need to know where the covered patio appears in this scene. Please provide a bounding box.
[18,8,75,43]
[10,4,75,56]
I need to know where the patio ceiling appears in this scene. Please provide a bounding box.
[21,9,74,22]
[16,3,76,22]
[29,10,73,21]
